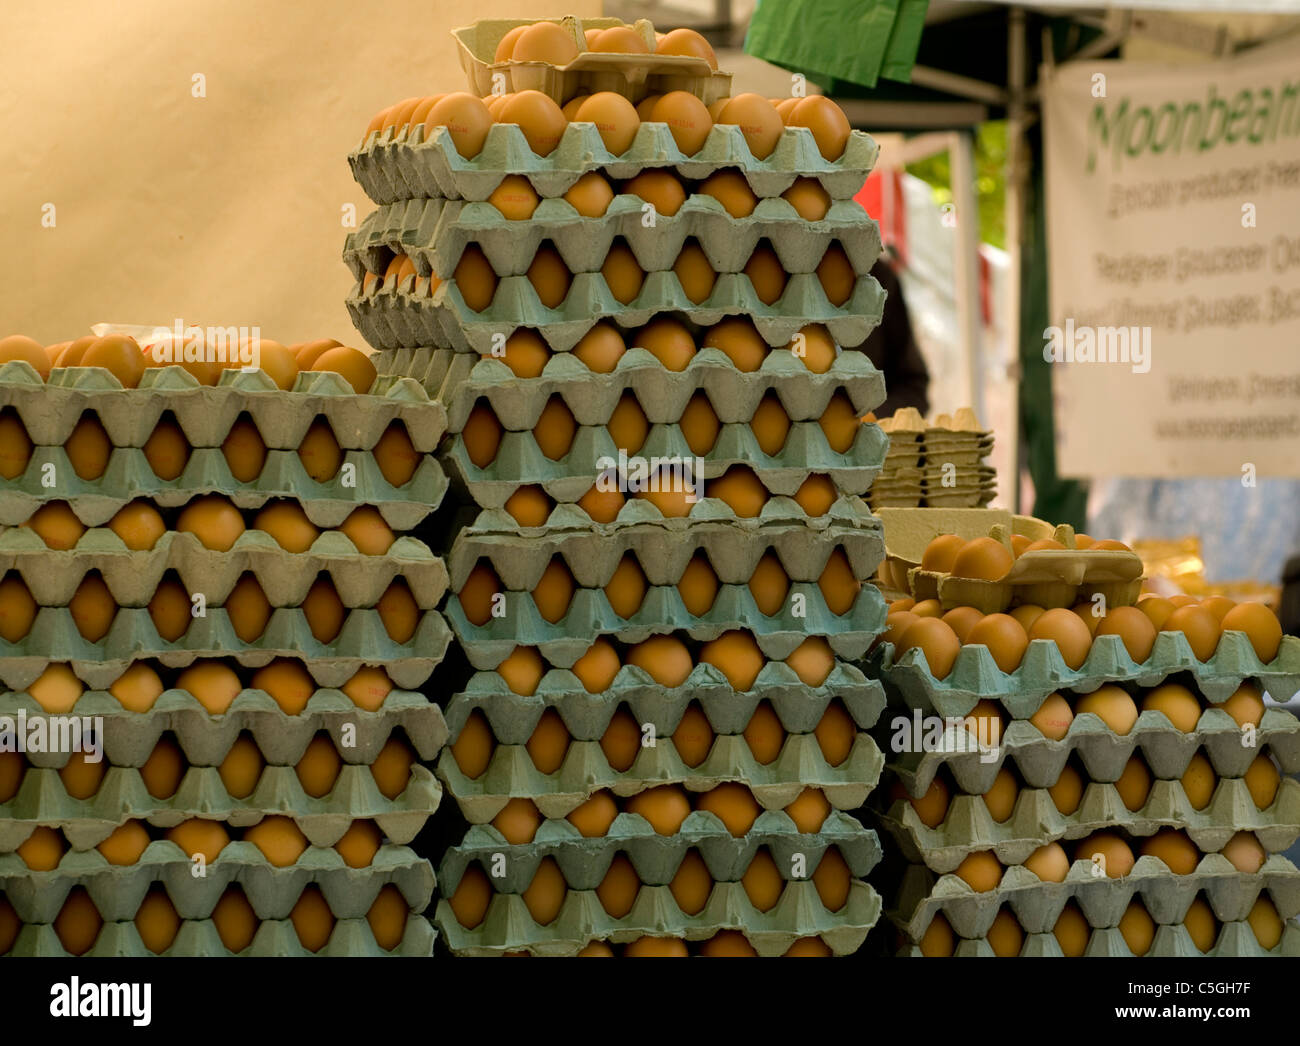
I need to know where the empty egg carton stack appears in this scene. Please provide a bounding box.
[345,14,895,956]
[869,408,995,510]
[0,355,451,956]
[864,515,1300,956]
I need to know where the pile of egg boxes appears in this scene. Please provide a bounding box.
[0,360,451,956]
[869,408,995,510]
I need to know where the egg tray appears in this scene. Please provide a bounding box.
[0,842,433,924]
[445,660,886,744]
[0,446,447,530]
[880,709,1300,797]
[445,582,886,671]
[350,122,878,207]
[1,687,448,769]
[433,878,879,957]
[389,345,887,431]
[6,913,436,957]
[0,361,447,452]
[347,192,881,281]
[867,489,997,511]
[0,764,441,853]
[438,810,880,896]
[864,630,1300,718]
[889,854,1300,941]
[897,920,1300,958]
[876,777,1300,874]
[0,528,449,609]
[437,733,884,825]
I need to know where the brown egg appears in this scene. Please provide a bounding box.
[1047,763,1086,816]
[339,506,395,556]
[0,752,22,804]
[570,322,625,374]
[167,818,230,863]
[1180,896,1219,953]
[215,416,267,483]
[1094,605,1157,663]
[785,787,832,833]
[302,576,345,642]
[702,317,767,373]
[812,847,852,912]
[82,335,146,388]
[789,95,851,160]
[747,552,789,616]
[0,411,32,479]
[815,701,856,766]
[673,242,717,304]
[1200,596,1235,622]
[1245,755,1280,809]
[574,92,640,155]
[741,850,785,911]
[293,418,341,482]
[655,27,717,67]
[102,500,163,552]
[699,169,760,220]
[950,537,1013,581]
[820,394,861,450]
[985,908,1024,957]
[786,636,835,686]
[309,347,377,395]
[606,392,649,455]
[449,865,493,929]
[365,883,409,951]
[1029,692,1073,740]
[964,698,1007,749]
[289,886,336,953]
[964,613,1029,673]
[18,824,66,871]
[175,660,241,715]
[486,173,542,222]
[1113,754,1152,812]
[329,820,383,870]
[596,706,640,772]
[453,245,499,313]
[794,473,838,516]
[490,329,549,379]
[601,242,645,304]
[898,617,961,679]
[0,334,52,379]
[525,245,572,309]
[1221,831,1266,874]
[602,554,646,620]
[521,857,569,927]
[717,93,783,159]
[1075,684,1139,735]
[1137,596,1176,631]
[1074,832,1135,878]
[503,485,553,527]
[635,316,696,370]
[66,572,115,642]
[679,393,721,456]
[697,782,760,837]
[461,403,503,469]
[704,467,766,518]
[140,416,189,479]
[700,630,765,690]
[381,97,421,135]
[1180,751,1216,810]
[626,635,692,687]
[1025,842,1070,883]
[911,599,943,618]
[954,851,1002,892]
[1118,900,1155,956]
[54,888,102,956]
[564,639,618,695]
[782,177,831,221]
[1141,683,1201,732]
[249,659,313,715]
[491,797,542,844]
[819,547,860,615]
[97,820,150,866]
[1221,602,1283,663]
[371,579,419,644]
[341,666,393,711]
[426,92,493,159]
[1051,904,1090,957]
[941,606,983,643]
[651,91,713,154]
[140,737,186,798]
[892,774,949,829]
[493,24,527,61]
[295,339,341,369]
[528,558,573,623]
[1162,605,1221,662]
[596,854,641,917]
[53,335,97,369]
[563,172,615,218]
[500,91,568,156]
[674,553,719,616]
[1221,683,1265,728]
[210,735,266,802]
[1140,829,1200,875]
[742,702,784,764]
[29,663,84,713]
[794,324,838,373]
[701,930,757,957]
[921,534,965,573]
[1028,608,1094,670]
[370,736,414,799]
[816,242,857,306]
[24,501,86,549]
[622,170,686,216]
[1247,897,1284,949]
[982,767,1019,822]
[567,791,618,838]
[62,414,112,480]
[512,20,580,64]
[450,711,494,779]
[55,748,104,800]
[525,707,570,773]
[626,784,692,835]
[176,495,245,552]
[744,243,788,304]
[919,912,957,957]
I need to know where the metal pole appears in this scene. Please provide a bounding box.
[949,128,985,425]
[1006,7,1027,515]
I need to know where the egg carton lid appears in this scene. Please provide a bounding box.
[0,764,441,853]
[912,492,999,509]
[347,193,881,282]
[381,344,886,430]
[890,854,1300,941]
[9,913,436,957]
[348,268,882,357]
[0,529,449,609]
[0,361,446,451]
[445,582,885,670]
[897,920,1300,957]
[438,811,880,896]
[0,842,434,924]
[876,777,1300,875]
[434,877,879,956]
[875,507,1051,565]
[437,733,883,824]
[349,122,878,207]
[445,661,886,743]
[2,686,447,769]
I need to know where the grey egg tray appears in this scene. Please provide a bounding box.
[897,920,1300,957]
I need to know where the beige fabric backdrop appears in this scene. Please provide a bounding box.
[1,0,599,348]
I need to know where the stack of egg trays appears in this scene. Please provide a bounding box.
[0,362,453,956]
[867,629,1300,957]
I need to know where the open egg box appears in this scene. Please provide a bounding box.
[350,122,879,207]
[453,16,732,107]
[0,528,448,608]
[2,686,447,768]
[347,268,884,355]
[0,361,446,452]
[889,854,1300,941]
[446,659,885,744]
[8,913,436,957]
[436,733,884,824]
[376,345,886,429]
[434,878,879,956]
[877,777,1300,874]
[0,842,433,923]
[897,919,1300,957]
[444,581,885,669]
[865,631,1300,718]
[438,811,880,895]
[0,763,441,852]
[348,193,880,280]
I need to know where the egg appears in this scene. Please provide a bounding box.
[716,93,782,159]
[741,850,785,911]
[567,791,618,837]
[597,854,641,917]
[606,392,649,454]
[782,177,831,221]
[140,417,189,479]
[81,335,147,388]
[1200,595,1236,622]
[461,402,504,469]
[919,913,957,957]
[698,782,761,837]
[742,243,789,305]
[1137,596,1176,630]
[329,820,383,870]
[701,931,757,957]
[949,537,1013,582]
[526,707,570,773]
[815,700,856,765]
[655,27,717,67]
[103,500,163,552]
[567,638,618,694]
[96,820,150,866]
[0,751,22,803]
[492,797,542,844]
[786,636,835,686]
[370,579,419,644]
[911,599,943,618]
[954,851,1003,892]
[635,316,696,370]
[24,501,86,549]
[1221,683,1265,728]
[785,787,831,833]
[1020,694,1070,743]
[739,701,783,765]
[894,774,949,828]
[426,92,493,159]
[525,253,571,316]
[818,548,860,616]
[1180,896,1219,953]
[294,418,342,482]
[698,630,763,691]
[486,173,543,224]
[1221,831,1266,874]
[449,865,493,929]
[339,506,395,556]
[247,659,312,716]
[0,411,32,480]
[0,334,52,379]
[743,396,790,460]
[1025,842,1070,882]
[1093,605,1157,664]
[175,660,241,715]
[982,767,1019,822]
[601,241,645,304]
[813,243,858,307]
[338,666,391,714]
[705,467,767,517]
[215,416,267,483]
[673,242,717,304]
[651,92,713,154]
[176,495,245,552]
[794,324,838,374]
[897,617,960,679]
[370,735,415,799]
[1075,684,1139,735]
[1114,754,1152,812]
[381,97,421,135]
[1119,900,1155,955]
[290,886,336,953]
[295,339,341,368]
[1049,763,1085,815]
[494,24,527,61]
[54,335,97,369]
[603,554,647,619]
[499,91,568,156]
[1180,751,1216,810]
[54,888,102,955]
[670,554,718,618]
[626,936,688,956]
[562,94,590,120]
[29,663,84,713]
[1074,832,1134,877]
[453,246,499,313]
[576,940,615,957]
[1028,608,1094,669]
[813,847,852,911]
[701,317,767,372]
[986,908,1024,957]
[68,573,116,641]
[166,818,230,863]
[921,534,965,573]
[699,169,759,219]
[1045,904,1090,957]
[512,21,579,65]
[450,710,495,778]
[528,558,573,625]
[1247,896,1284,949]
[574,92,640,154]
[939,606,982,643]
[1244,754,1280,809]
[570,322,625,373]
[1162,605,1221,662]
[302,577,346,642]
[367,884,409,951]
[140,737,186,798]
[744,553,789,616]
[62,414,112,480]
[1141,682,1201,732]
[963,613,1029,674]
[789,96,851,161]
[794,473,837,516]
[17,824,66,870]
[600,706,643,771]
[626,784,692,835]
[634,94,662,121]
[626,634,692,686]
[1221,601,1283,663]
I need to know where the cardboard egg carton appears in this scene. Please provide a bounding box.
[379,345,886,429]
[877,777,1300,873]
[444,581,885,669]
[0,447,446,530]
[350,122,879,207]
[347,268,883,355]
[445,660,886,743]
[0,764,441,852]
[434,878,879,956]
[438,811,880,895]
[0,528,448,608]
[867,631,1300,718]
[8,913,435,957]
[347,193,880,280]
[897,919,1300,957]
[0,842,433,923]
[3,687,447,768]
[437,733,883,824]
[890,853,1300,940]
[0,361,446,451]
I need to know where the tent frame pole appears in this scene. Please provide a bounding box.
[1006,6,1027,515]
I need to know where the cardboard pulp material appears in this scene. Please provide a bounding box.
[0,361,446,452]
[0,764,441,852]
[865,630,1300,716]
[2,687,448,768]
[0,528,449,608]
[445,660,886,743]
[890,853,1300,940]
[8,913,435,957]
[347,193,881,280]
[347,268,884,355]
[437,811,880,894]
[436,732,884,823]
[350,122,879,207]
[0,842,433,923]
[0,605,452,691]
[434,878,879,956]
[877,777,1300,873]
[898,920,1300,957]
[444,581,886,668]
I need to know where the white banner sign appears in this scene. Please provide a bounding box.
[1042,40,1300,478]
